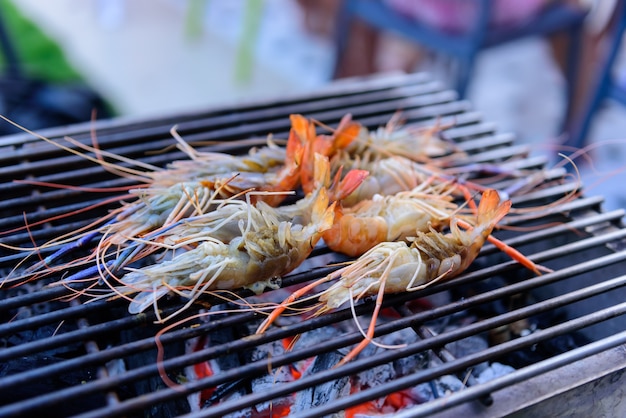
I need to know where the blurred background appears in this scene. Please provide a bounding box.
[0,0,624,209]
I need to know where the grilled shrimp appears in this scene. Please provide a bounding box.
[149,135,290,187]
[117,185,335,320]
[102,154,366,320]
[104,116,309,244]
[297,114,536,210]
[320,189,510,308]
[145,119,305,202]
[258,189,541,365]
[104,135,302,247]
[321,181,546,275]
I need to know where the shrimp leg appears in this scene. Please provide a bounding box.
[255,274,335,334]
[335,247,407,367]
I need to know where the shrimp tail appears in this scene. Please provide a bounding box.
[289,114,315,145]
[276,121,305,189]
[297,115,322,195]
[310,151,332,191]
[328,167,369,202]
[317,113,362,154]
[285,118,306,169]
[473,189,511,237]
[307,144,368,203]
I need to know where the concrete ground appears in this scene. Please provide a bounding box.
[11,0,626,211]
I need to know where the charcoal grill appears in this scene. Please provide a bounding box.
[1,72,626,418]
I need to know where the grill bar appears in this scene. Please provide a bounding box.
[0,303,150,361]
[172,285,626,418]
[4,249,622,418]
[402,308,495,407]
[73,300,122,410]
[0,80,457,167]
[295,303,626,418]
[0,72,435,150]
[400,329,626,418]
[1,73,625,417]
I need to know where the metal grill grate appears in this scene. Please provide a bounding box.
[1,73,625,418]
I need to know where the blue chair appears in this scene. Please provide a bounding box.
[565,0,626,150]
[334,0,588,119]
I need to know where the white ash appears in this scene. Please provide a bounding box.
[443,333,490,376]
[410,374,466,404]
[220,393,252,418]
[184,337,202,412]
[409,361,516,405]
[184,325,247,414]
[393,351,429,377]
[356,345,398,387]
[476,362,515,383]
[104,357,127,377]
[247,339,295,415]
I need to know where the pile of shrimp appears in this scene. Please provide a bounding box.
[2,113,559,360]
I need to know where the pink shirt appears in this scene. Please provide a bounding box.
[383,0,551,33]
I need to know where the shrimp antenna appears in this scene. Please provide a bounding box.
[0,114,160,182]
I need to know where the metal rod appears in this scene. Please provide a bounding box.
[1,243,624,407]
[0,71,431,147]
[72,299,121,409]
[395,330,626,418]
[25,269,626,418]
[0,305,151,362]
[396,306,494,407]
[292,302,626,418]
[481,209,625,254]
[0,298,111,337]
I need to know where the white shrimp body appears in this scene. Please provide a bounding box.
[320,241,426,309]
